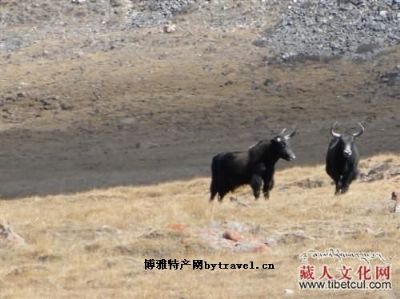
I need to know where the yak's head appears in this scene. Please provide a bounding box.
[271,127,297,161]
[330,122,364,158]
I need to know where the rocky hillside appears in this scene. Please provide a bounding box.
[3,0,399,62]
[256,0,400,61]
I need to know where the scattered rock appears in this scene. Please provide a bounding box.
[166,223,188,231]
[379,67,400,86]
[131,0,197,28]
[84,243,101,252]
[163,23,177,33]
[0,222,26,247]
[95,225,122,235]
[223,220,250,232]
[17,92,26,98]
[0,37,23,52]
[391,191,400,213]
[286,178,325,189]
[60,102,74,111]
[274,231,315,245]
[264,237,278,247]
[37,254,61,263]
[118,117,136,125]
[222,230,243,242]
[283,288,295,296]
[198,221,270,253]
[39,96,61,111]
[110,0,123,7]
[263,79,274,86]
[229,196,250,207]
[360,161,400,182]
[234,241,269,253]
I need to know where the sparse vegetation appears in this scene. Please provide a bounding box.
[0,154,399,298]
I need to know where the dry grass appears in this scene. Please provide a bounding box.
[0,154,399,299]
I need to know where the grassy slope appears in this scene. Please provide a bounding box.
[0,154,399,298]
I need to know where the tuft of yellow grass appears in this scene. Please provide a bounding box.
[0,154,399,298]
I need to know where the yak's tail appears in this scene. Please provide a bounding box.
[210,156,220,200]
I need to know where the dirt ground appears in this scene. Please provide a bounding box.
[1,15,399,199]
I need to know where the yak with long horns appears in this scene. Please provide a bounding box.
[326,122,364,195]
[210,128,297,201]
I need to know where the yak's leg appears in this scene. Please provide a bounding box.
[263,177,274,200]
[340,179,349,194]
[210,179,218,201]
[218,192,226,202]
[261,169,274,200]
[347,169,358,186]
[251,175,262,200]
[327,168,341,195]
[334,174,343,195]
[218,187,229,202]
[262,183,269,200]
[335,181,341,195]
[341,170,357,194]
[334,182,342,195]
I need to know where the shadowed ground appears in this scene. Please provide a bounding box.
[0,3,399,199]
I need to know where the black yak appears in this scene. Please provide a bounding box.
[326,122,364,195]
[210,128,297,201]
